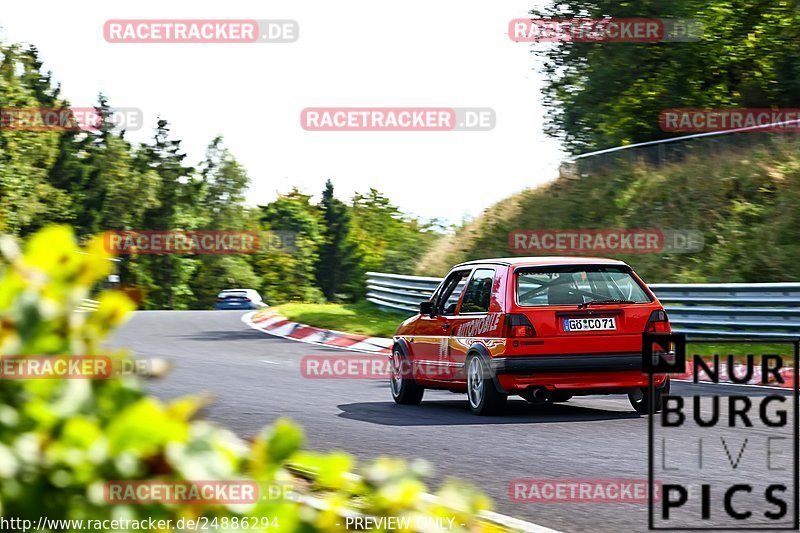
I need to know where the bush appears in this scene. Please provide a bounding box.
[0,226,499,531]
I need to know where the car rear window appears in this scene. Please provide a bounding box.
[219,291,248,299]
[516,266,651,306]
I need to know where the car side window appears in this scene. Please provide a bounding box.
[458,268,495,314]
[434,270,470,315]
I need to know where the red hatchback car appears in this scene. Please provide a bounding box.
[390,257,671,415]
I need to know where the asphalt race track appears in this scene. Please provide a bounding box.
[110,311,797,533]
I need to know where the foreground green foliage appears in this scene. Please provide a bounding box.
[0,227,499,531]
[271,302,411,338]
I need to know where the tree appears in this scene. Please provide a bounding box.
[0,44,66,235]
[137,119,196,309]
[0,37,443,308]
[186,137,256,308]
[315,180,355,301]
[532,0,800,153]
[195,136,249,229]
[256,189,324,303]
[344,189,439,297]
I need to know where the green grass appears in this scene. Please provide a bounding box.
[270,301,412,338]
[415,137,800,284]
[689,342,796,361]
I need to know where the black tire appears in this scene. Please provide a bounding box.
[551,392,573,403]
[390,347,424,405]
[629,378,670,414]
[466,354,507,415]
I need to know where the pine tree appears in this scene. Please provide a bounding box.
[139,119,195,309]
[315,180,355,301]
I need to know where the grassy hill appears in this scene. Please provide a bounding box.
[416,137,800,284]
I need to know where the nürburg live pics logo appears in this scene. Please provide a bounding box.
[645,332,799,530]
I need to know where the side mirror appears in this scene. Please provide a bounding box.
[419,301,434,316]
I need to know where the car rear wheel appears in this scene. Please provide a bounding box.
[551,392,573,403]
[629,378,670,414]
[390,348,424,405]
[466,354,507,415]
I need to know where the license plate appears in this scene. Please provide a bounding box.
[563,317,616,332]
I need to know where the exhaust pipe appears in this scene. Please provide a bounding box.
[523,386,552,404]
[532,387,551,402]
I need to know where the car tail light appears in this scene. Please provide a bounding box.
[645,309,671,333]
[504,314,536,338]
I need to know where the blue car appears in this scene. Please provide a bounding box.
[213,289,267,310]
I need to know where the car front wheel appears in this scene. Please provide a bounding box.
[466,354,507,415]
[390,348,424,405]
[629,378,670,414]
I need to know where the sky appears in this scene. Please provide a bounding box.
[0,0,564,225]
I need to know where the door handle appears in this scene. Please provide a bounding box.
[442,323,452,330]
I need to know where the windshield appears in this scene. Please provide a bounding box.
[516,266,651,306]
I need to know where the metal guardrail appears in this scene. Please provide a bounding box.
[366,272,800,339]
[560,117,800,178]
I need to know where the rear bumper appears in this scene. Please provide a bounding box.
[213,304,255,310]
[491,352,641,374]
[489,352,668,392]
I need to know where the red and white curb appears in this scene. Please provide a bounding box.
[242,311,393,354]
